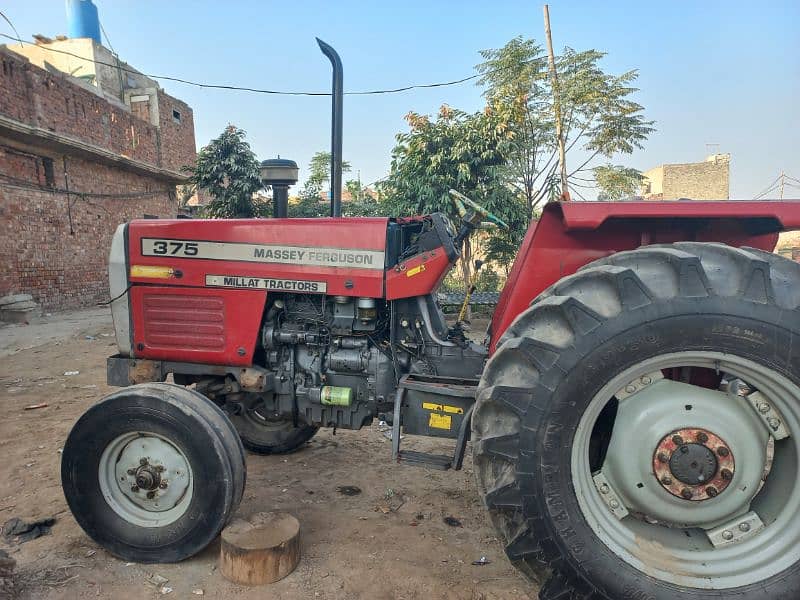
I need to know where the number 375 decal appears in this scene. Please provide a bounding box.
[150,240,199,256]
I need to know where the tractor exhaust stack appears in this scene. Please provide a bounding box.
[316,38,343,218]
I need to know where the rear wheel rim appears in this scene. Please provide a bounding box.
[98,432,194,528]
[571,351,800,589]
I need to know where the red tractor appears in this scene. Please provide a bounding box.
[60,191,800,599]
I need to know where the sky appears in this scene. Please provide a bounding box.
[2,0,799,199]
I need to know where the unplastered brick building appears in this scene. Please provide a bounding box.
[640,154,731,201]
[0,38,197,311]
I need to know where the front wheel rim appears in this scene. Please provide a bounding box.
[98,432,193,528]
[572,351,800,589]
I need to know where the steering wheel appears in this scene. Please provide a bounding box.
[448,189,509,231]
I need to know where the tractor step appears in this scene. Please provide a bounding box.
[391,374,478,471]
[395,450,452,470]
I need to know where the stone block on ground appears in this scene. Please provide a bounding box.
[0,294,33,307]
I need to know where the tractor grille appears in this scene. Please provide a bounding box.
[141,293,225,350]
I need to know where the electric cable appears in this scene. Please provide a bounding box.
[0,32,535,97]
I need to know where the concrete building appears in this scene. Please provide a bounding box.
[641,154,730,200]
[0,34,196,311]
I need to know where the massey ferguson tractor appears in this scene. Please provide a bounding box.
[60,39,800,600]
[60,192,800,599]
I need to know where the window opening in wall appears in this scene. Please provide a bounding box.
[172,109,182,124]
[42,157,55,188]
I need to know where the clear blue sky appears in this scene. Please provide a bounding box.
[3,0,799,198]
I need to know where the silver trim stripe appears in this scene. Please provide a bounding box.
[206,275,327,293]
[141,238,385,270]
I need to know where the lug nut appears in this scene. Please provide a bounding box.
[155,465,165,472]
[609,500,620,509]
[672,435,684,445]
[126,468,136,475]
[681,488,693,500]
[758,403,770,414]
[131,485,139,493]
[661,476,673,485]
[768,417,780,430]
[696,431,709,443]
[705,486,719,497]
[641,375,652,385]
[722,530,734,541]
[739,522,751,532]
[139,458,148,466]
[717,447,730,457]
[146,491,156,499]
[721,469,733,481]
[625,384,636,394]
[159,481,168,489]
[657,452,669,463]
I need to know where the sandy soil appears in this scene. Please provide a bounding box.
[0,310,533,599]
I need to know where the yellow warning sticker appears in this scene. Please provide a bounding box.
[429,412,452,430]
[407,264,426,277]
[422,402,464,415]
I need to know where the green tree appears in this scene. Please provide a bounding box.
[184,125,267,218]
[292,151,353,217]
[308,151,352,188]
[380,105,522,284]
[593,164,643,200]
[476,36,654,214]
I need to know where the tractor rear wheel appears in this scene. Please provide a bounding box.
[228,399,318,455]
[62,383,246,563]
[472,243,800,599]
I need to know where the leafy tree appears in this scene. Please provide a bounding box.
[594,164,643,200]
[292,151,353,217]
[308,151,352,188]
[476,37,654,215]
[380,105,522,285]
[184,125,268,218]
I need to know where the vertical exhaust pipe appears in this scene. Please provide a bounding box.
[316,38,343,218]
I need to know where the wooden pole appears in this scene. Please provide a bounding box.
[543,4,570,201]
[220,512,301,585]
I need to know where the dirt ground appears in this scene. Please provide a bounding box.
[0,309,533,599]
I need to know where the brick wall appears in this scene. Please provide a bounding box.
[0,148,178,310]
[0,45,197,311]
[157,90,196,173]
[0,47,196,176]
[662,161,730,200]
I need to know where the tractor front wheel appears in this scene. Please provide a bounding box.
[473,243,800,599]
[61,383,246,563]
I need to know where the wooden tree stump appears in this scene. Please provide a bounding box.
[220,512,300,585]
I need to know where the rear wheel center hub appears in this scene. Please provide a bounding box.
[135,466,161,491]
[669,443,718,485]
[653,427,735,501]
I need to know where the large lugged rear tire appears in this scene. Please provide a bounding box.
[472,243,800,599]
[62,383,246,563]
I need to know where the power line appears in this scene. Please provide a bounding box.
[0,11,21,42]
[1,32,490,97]
[99,22,116,56]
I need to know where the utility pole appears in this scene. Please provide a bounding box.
[543,4,570,201]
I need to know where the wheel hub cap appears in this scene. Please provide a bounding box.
[653,428,735,500]
[98,432,193,527]
[134,463,162,491]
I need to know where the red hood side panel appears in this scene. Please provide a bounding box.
[127,217,389,298]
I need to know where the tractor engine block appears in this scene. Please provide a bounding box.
[258,294,396,429]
